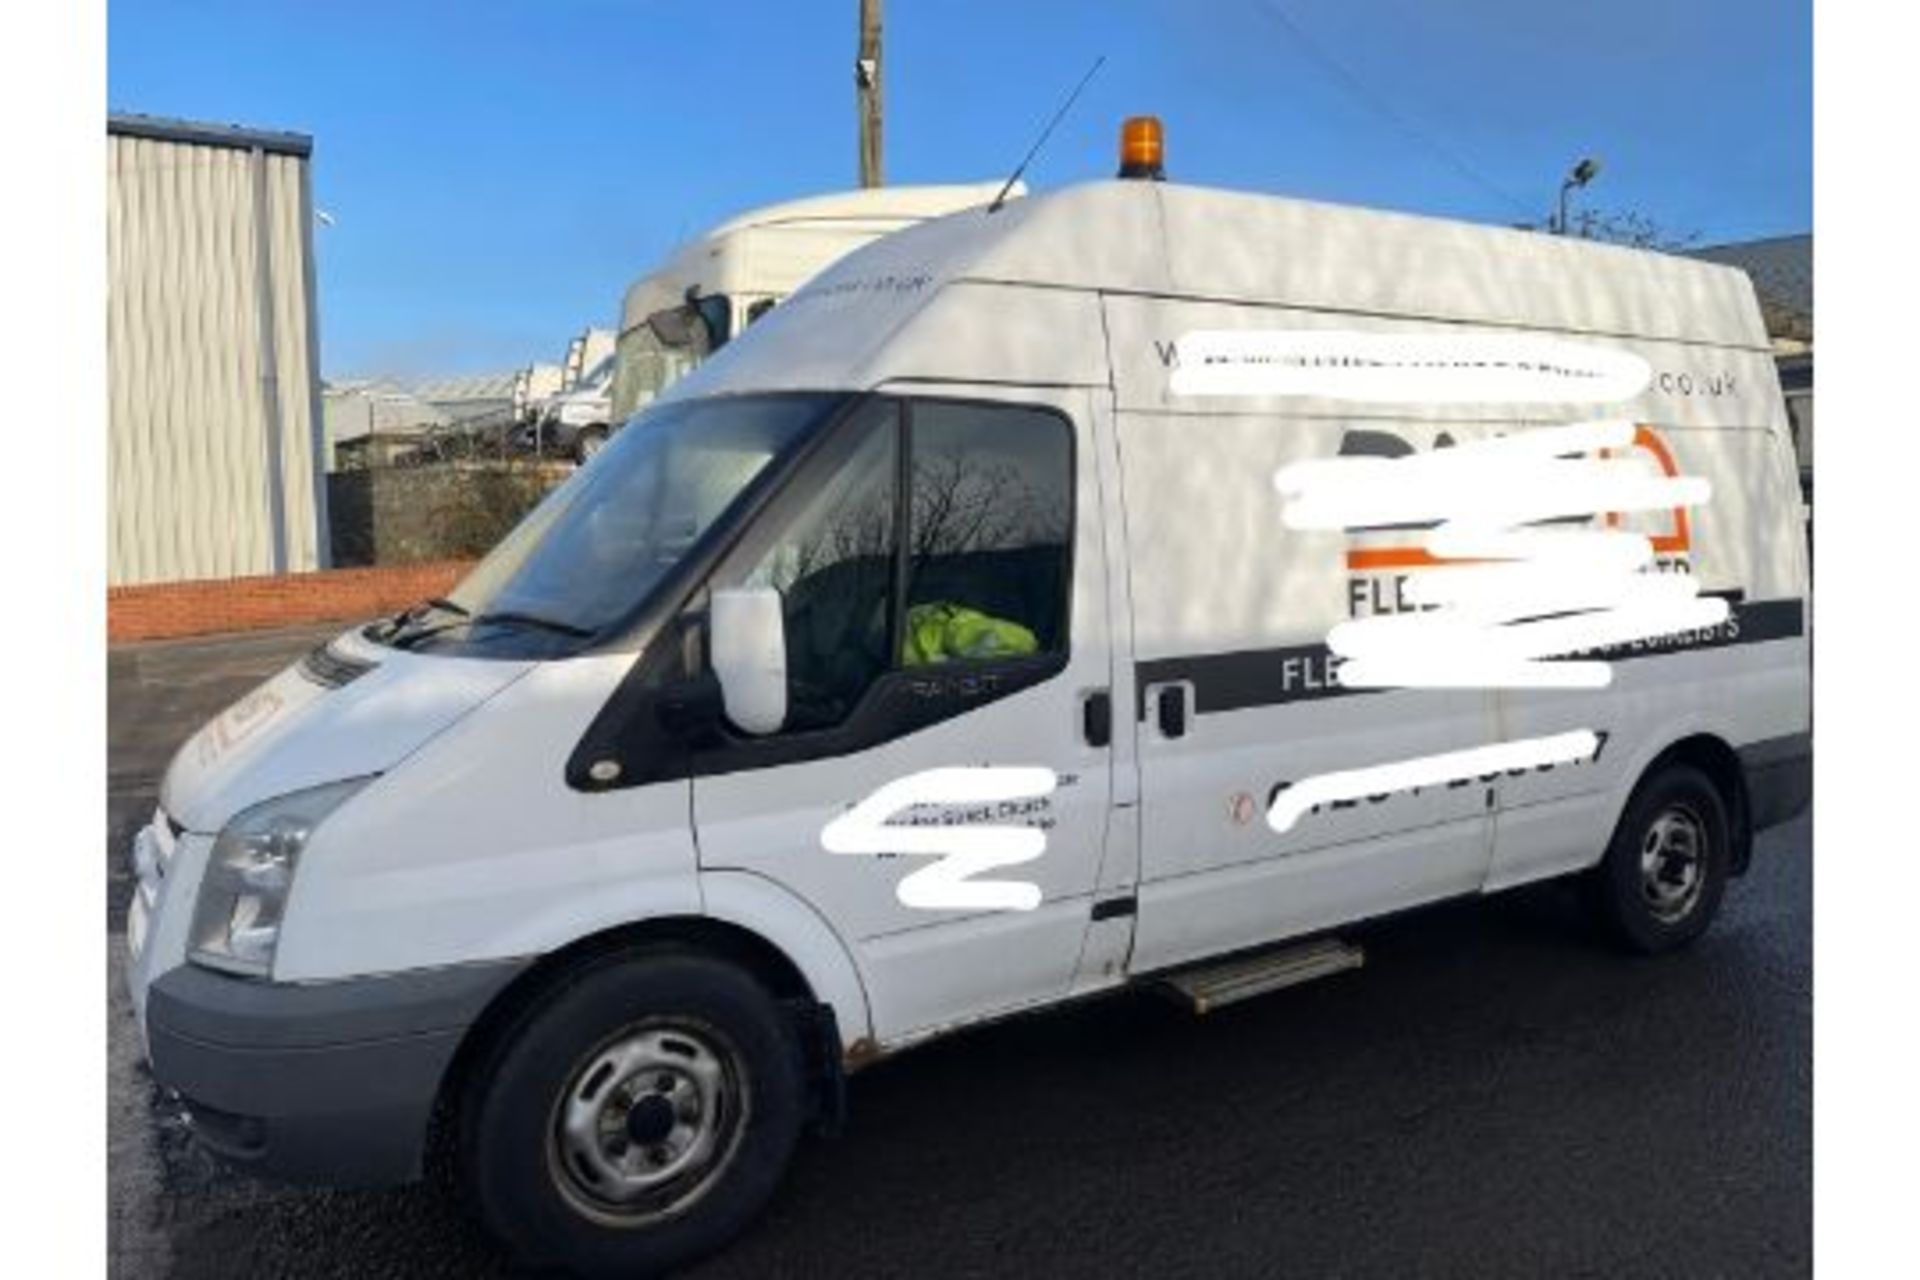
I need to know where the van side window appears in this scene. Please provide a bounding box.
[724,397,1071,736]
[902,402,1071,664]
[742,409,898,732]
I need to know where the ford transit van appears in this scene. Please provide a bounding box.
[124,128,1810,1276]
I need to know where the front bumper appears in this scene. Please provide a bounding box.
[144,959,525,1186]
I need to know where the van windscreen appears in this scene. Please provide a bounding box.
[402,393,841,654]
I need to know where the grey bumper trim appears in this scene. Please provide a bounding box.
[1739,731,1812,834]
[146,959,527,1186]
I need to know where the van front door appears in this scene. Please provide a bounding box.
[689,393,1119,1046]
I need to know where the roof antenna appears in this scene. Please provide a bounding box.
[988,55,1106,213]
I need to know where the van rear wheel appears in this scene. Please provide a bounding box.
[1586,763,1731,953]
[459,951,804,1277]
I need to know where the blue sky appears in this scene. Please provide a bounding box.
[108,0,1811,380]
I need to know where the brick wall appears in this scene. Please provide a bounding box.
[108,561,476,644]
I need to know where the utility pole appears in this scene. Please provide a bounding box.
[857,0,883,187]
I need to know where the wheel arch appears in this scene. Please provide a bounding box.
[1625,731,1752,875]
[432,875,873,1150]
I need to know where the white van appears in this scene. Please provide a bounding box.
[533,352,617,460]
[124,131,1810,1277]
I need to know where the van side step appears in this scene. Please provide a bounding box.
[1158,938,1364,1014]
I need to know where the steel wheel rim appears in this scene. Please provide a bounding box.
[547,1019,747,1227]
[1639,802,1708,923]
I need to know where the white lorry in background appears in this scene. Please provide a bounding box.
[534,352,617,460]
[509,363,563,427]
[528,186,1019,465]
[515,329,615,457]
[561,326,617,390]
[608,180,1023,432]
[123,121,1808,1279]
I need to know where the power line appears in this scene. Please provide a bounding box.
[1249,0,1535,219]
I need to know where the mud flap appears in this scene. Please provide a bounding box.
[785,999,847,1138]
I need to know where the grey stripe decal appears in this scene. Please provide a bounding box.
[1135,597,1804,718]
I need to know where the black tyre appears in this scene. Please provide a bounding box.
[1586,763,1731,953]
[459,950,804,1278]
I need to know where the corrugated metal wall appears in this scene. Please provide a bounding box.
[107,122,327,585]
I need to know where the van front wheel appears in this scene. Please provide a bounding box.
[459,951,804,1277]
[1587,763,1731,954]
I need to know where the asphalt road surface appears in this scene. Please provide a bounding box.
[109,624,1811,1278]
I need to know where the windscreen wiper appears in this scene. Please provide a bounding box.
[467,611,595,638]
[378,595,471,643]
[389,609,595,649]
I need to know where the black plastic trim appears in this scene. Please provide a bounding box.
[147,960,525,1050]
[297,642,376,689]
[570,391,1081,791]
[144,960,527,1186]
[1155,684,1188,738]
[787,999,847,1137]
[1739,730,1812,833]
[1082,689,1112,747]
[689,652,1068,781]
[563,395,873,788]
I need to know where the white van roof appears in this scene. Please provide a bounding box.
[918,182,1762,343]
[673,180,1773,402]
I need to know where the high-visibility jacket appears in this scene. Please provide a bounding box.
[900,602,1038,665]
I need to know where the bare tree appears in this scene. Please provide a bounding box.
[1567,208,1703,252]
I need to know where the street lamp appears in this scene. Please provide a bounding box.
[1556,156,1601,235]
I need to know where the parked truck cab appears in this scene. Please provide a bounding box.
[607,180,1024,435]
[125,134,1810,1278]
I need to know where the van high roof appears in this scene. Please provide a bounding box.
[673,179,1773,404]
[871,181,1766,348]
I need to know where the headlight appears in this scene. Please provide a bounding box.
[189,777,373,977]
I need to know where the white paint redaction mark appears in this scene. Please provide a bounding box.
[1169,331,1653,404]
[821,767,1059,912]
[1328,590,1729,688]
[1267,731,1601,834]
[1272,419,1707,534]
[1274,419,1727,688]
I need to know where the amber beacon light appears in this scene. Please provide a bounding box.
[1118,115,1165,180]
